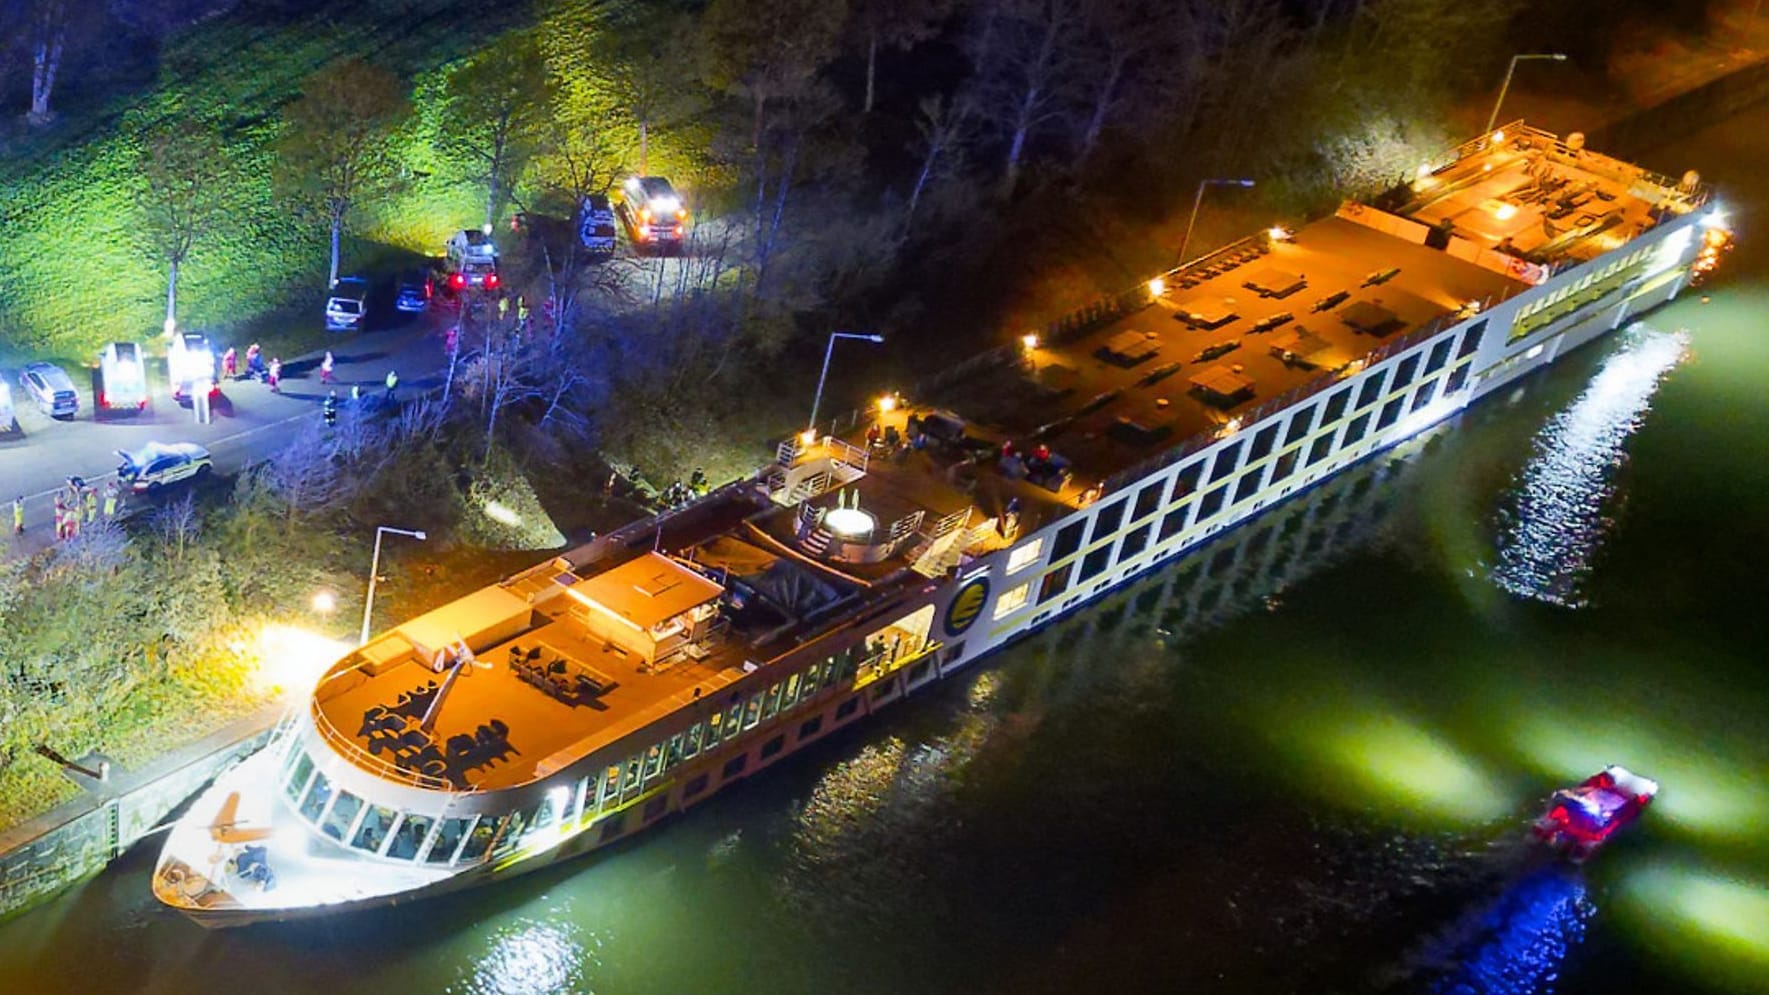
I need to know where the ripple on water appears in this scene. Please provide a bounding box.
[450,916,597,995]
[1492,327,1689,607]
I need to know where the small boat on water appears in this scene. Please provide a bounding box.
[1532,766,1659,862]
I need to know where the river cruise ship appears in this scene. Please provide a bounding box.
[155,124,1725,925]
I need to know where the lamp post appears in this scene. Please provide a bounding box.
[806,331,884,442]
[361,526,427,646]
[1178,178,1255,268]
[1485,53,1568,137]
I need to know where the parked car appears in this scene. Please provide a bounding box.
[19,362,79,419]
[617,176,688,251]
[116,442,213,493]
[579,194,617,256]
[395,271,432,313]
[326,277,370,331]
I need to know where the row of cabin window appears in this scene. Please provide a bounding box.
[1044,326,1479,574]
[1034,349,1476,607]
[590,649,862,811]
[1515,246,1653,322]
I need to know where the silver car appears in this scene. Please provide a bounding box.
[19,362,79,418]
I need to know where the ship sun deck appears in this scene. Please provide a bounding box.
[315,552,754,793]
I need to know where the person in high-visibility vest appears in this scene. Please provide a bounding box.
[103,482,119,519]
[385,370,399,399]
[11,495,23,535]
[84,487,98,525]
[497,296,509,321]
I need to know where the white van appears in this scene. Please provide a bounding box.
[326,277,370,331]
[0,380,15,431]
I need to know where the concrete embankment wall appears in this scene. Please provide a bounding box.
[0,708,280,923]
[1590,58,1769,162]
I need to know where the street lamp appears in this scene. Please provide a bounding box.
[1178,178,1255,268]
[360,526,427,646]
[806,331,884,442]
[1485,53,1568,137]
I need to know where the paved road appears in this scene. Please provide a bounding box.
[2,316,449,559]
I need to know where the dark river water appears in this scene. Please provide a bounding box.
[3,118,1768,994]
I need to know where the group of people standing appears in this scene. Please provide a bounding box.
[12,479,123,542]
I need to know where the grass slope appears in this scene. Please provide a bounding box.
[0,0,539,360]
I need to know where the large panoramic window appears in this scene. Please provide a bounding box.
[1038,563,1072,604]
[1052,521,1085,561]
[1133,482,1163,522]
[1208,440,1244,483]
[1171,461,1204,500]
[1091,499,1127,542]
[352,804,397,854]
[1322,388,1351,424]
[320,790,362,842]
[1284,408,1314,446]
[427,817,472,865]
[1077,545,1113,584]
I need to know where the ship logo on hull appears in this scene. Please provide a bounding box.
[945,576,989,637]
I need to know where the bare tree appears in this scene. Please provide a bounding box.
[1072,0,1184,162]
[149,492,201,563]
[23,0,90,125]
[905,94,970,224]
[588,12,697,174]
[847,0,952,114]
[275,58,412,287]
[441,31,554,231]
[140,125,229,331]
[699,0,848,149]
[965,0,1086,196]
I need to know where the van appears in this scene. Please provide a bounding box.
[326,277,370,331]
[97,342,150,418]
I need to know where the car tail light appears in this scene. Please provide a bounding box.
[673,224,683,236]
[675,209,687,221]
[485,273,501,290]
[640,208,652,223]
[450,272,466,291]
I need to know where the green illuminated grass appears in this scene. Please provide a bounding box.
[0,0,675,361]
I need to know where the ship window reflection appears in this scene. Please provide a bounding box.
[389,813,434,860]
[284,753,314,803]
[298,771,334,822]
[320,790,362,841]
[428,817,473,864]
[458,817,500,862]
[352,804,398,854]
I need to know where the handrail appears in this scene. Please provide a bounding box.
[308,701,465,793]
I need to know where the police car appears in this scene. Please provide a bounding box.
[117,442,214,493]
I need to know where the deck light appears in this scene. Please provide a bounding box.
[1147,277,1166,297]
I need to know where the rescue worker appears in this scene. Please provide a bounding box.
[497,295,510,322]
[323,390,339,427]
[351,384,362,403]
[245,343,263,379]
[689,467,708,494]
[516,296,530,332]
[12,495,23,535]
[267,357,282,393]
[221,346,238,380]
[52,495,64,540]
[320,350,335,384]
[84,486,98,525]
[384,369,399,400]
[104,481,120,519]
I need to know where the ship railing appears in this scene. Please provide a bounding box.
[308,700,463,793]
